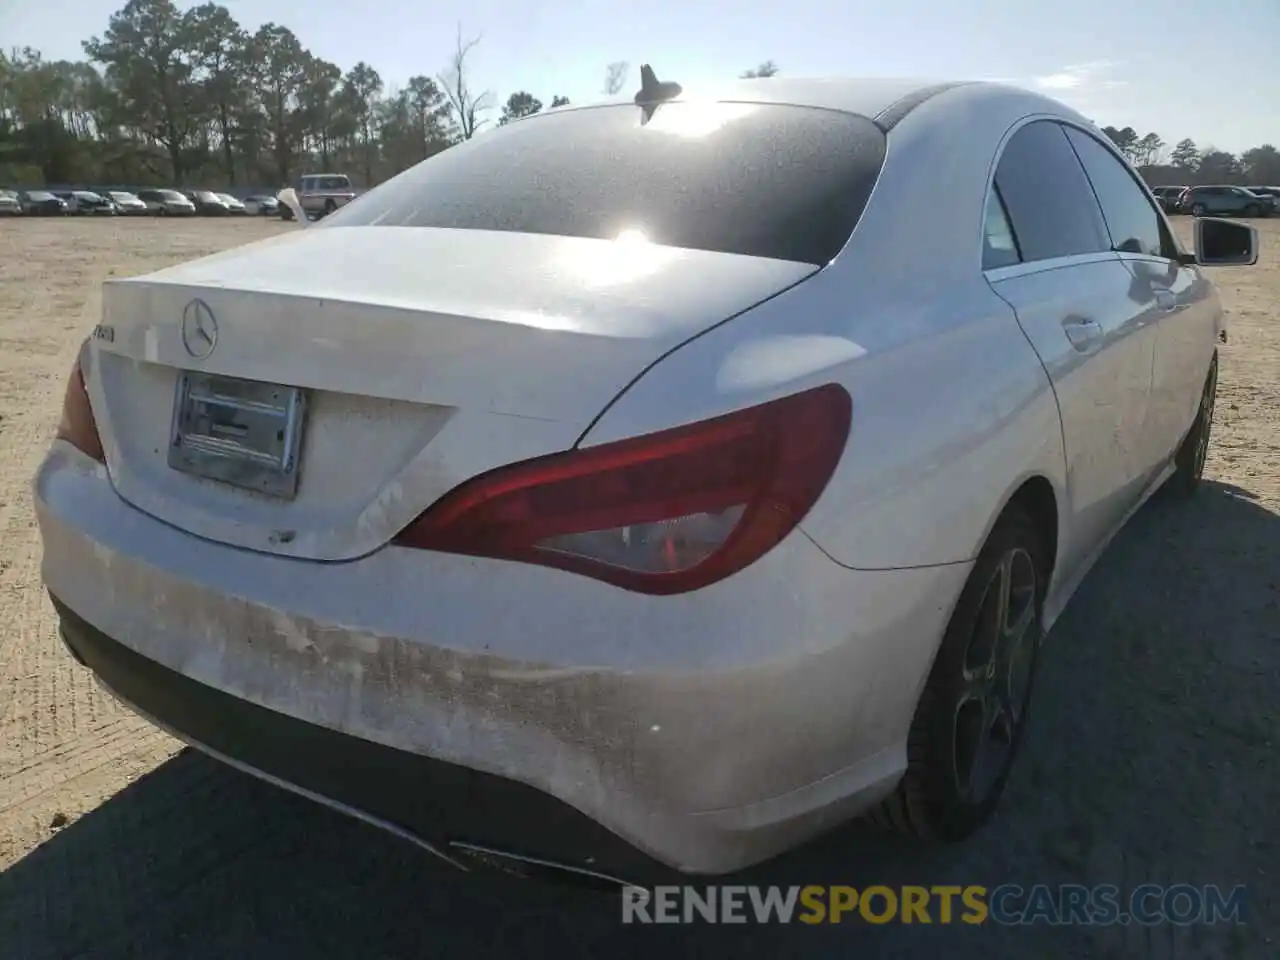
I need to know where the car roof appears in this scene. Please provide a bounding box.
[542,76,1096,132]
[546,76,955,128]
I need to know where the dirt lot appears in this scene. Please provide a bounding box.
[0,216,1276,958]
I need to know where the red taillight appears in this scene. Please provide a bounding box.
[393,384,852,594]
[55,352,105,464]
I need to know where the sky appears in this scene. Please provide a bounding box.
[3,0,1277,154]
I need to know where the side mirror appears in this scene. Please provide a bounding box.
[1193,217,1258,266]
[276,187,308,227]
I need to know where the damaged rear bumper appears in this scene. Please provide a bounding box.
[52,596,658,887]
[35,441,968,878]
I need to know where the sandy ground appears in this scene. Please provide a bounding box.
[0,216,1276,958]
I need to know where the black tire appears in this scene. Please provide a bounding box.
[871,504,1047,841]
[1167,353,1217,498]
[1244,204,1259,218]
[323,199,336,216]
[280,206,294,221]
[1191,203,1206,217]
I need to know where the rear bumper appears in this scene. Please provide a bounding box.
[52,596,666,885]
[35,441,970,876]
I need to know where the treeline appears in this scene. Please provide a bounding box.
[1099,125,1279,187]
[6,2,1273,195]
[0,0,782,191]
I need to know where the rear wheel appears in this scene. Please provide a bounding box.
[872,505,1047,841]
[1191,202,1206,217]
[1244,204,1260,218]
[1168,354,1217,498]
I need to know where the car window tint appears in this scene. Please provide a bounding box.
[324,102,888,265]
[993,120,1109,263]
[982,186,1021,269]
[1062,126,1167,259]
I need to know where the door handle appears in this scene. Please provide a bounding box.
[1061,316,1104,351]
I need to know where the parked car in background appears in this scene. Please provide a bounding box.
[0,189,22,215]
[1244,186,1280,213]
[281,173,357,220]
[136,189,197,216]
[53,190,113,215]
[107,191,150,216]
[242,194,280,216]
[1149,185,1187,214]
[38,76,1254,885]
[215,193,248,215]
[183,190,233,216]
[1178,185,1271,218]
[76,190,117,215]
[20,191,68,215]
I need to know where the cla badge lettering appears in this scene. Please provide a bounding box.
[181,299,218,359]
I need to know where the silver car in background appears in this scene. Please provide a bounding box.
[135,188,197,216]
[108,191,151,215]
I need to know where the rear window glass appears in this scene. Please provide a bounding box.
[324,102,887,265]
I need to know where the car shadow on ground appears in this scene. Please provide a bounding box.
[2,481,1275,959]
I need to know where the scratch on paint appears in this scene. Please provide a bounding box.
[269,610,314,652]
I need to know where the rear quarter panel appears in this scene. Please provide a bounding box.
[579,261,1065,572]
[578,84,1074,573]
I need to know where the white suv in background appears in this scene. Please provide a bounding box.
[283,174,358,220]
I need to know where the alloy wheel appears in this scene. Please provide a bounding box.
[952,546,1038,804]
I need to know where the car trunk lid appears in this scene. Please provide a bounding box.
[88,226,816,561]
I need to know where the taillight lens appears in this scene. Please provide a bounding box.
[56,350,106,463]
[393,384,852,594]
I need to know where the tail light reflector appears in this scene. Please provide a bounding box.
[56,349,105,464]
[393,384,852,594]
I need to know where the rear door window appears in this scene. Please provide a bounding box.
[982,187,1021,269]
[324,101,888,265]
[1061,125,1173,259]
[992,120,1109,264]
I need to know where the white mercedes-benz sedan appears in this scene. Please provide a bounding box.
[35,71,1257,887]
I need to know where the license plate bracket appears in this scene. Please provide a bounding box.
[168,371,307,499]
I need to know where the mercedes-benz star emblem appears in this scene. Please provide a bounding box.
[181,299,219,359]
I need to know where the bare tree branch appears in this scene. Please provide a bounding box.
[437,23,492,140]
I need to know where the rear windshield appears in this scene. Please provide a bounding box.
[160,190,187,201]
[324,102,887,265]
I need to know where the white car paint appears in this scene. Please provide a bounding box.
[35,77,1237,880]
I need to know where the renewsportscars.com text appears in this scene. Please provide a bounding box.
[620,883,1247,926]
